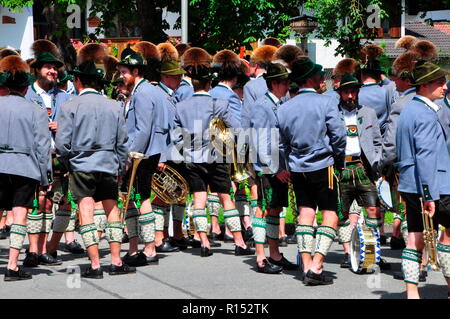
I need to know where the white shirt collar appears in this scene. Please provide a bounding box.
[79,88,99,96]
[267,92,280,105]
[217,82,233,91]
[33,82,53,95]
[415,94,441,113]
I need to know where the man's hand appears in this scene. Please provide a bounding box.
[276,170,290,184]
[157,162,167,172]
[48,122,58,132]
[423,201,435,218]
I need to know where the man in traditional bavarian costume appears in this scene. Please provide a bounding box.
[396,61,450,299]
[436,82,450,154]
[250,62,298,273]
[151,43,188,252]
[118,50,165,266]
[24,40,73,267]
[175,45,195,102]
[333,74,386,269]
[324,58,359,101]
[172,58,254,257]
[277,59,346,285]
[0,55,52,281]
[55,60,133,278]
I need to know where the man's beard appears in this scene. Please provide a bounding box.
[37,74,57,92]
[340,97,359,111]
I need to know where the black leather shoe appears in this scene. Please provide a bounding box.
[379,235,387,245]
[279,236,288,247]
[190,239,201,248]
[303,270,334,286]
[82,267,103,279]
[23,252,39,267]
[4,266,32,281]
[223,234,234,243]
[200,247,213,257]
[121,233,129,244]
[122,252,147,267]
[257,259,282,274]
[235,245,255,256]
[377,258,391,270]
[109,263,136,275]
[50,251,57,259]
[0,227,7,240]
[143,252,159,265]
[286,234,297,244]
[390,236,406,250]
[268,253,299,270]
[340,253,351,268]
[209,239,222,247]
[65,240,85,254]
[243,228,253,242]
[169,237,189,250]
[156,239,180,253]
[39,253,62,266]
[208,232,222,240]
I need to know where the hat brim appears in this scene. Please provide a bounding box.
[336,82,363,91]
[289,64,324,82]
[116,61,147,68]
[160,68,187,76]
[263,72,289,81]
[30,59,64,69]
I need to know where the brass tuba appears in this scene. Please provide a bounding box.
[420,198,440,271]
[151,165,189,205]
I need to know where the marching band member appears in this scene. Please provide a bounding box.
[0,55,52,281]
[436,81,450,154]
[172,55,254,257]
[250,62,298,273]
[277,58,346,285]
[55,59,133,278]
[324,58,359,100]
[175,44,195,102]
[395,60,450,299]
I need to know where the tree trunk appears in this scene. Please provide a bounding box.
[135,0,168,43]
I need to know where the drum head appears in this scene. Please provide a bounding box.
[350,226,381,274]
[350,227,362,273]
[377,178,393,210]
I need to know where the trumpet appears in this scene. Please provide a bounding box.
[151,165,189,205]
[420,198,440,271]
[121,152,148,223]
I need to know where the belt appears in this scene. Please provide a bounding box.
[345,155,361,163]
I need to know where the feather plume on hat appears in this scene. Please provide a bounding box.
[333,58,359,76]
[274,45,304,69]
[360,43,384,62]
[31,39,61,59]
[181,47,211,68]
[412,40,437,60]
[0,55,29,73]
[103,55,119,81]
[212,50,241,69]
[157,43,179,62]
[134,41,160,61]
[77,43,107,65]
[251,45,277,65]
[392,51,419,77]
[395,35,418,51]
[0,48,19,61]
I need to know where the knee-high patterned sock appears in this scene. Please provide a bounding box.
[52,209,71,233]
[337,219,353,244]
[163,205,171,229]
[235,194,248,218]
[153,205,166,232]
[94,209,107,233]
[125,208,139,239]
[296,225,315,254]
[366,217,382,243]
[252,217,266,244]
[42,212,54,234]
[66,209,78,232]
[250,199,257,219]
[266,216,280,240]
[172,204,186,223]
[138,212,155,243]
[105,221,123,244]
[27,212,44,234]
[401,220,409,244]
[437,243,450,279]
[9,224,27,250]
[223,209,241,232]
[314,226,337,256]
[80,223,99,249]
[193,208,208,233]
[402,248,422,285]
[207,194,220,218]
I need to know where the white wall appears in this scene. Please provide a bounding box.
[163,9,181,38]
[0,6,34,59]
[406,10,450,23]
[307,39,345,69]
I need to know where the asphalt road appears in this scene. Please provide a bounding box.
[0,229,448,299]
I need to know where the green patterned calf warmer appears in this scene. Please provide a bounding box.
[266,215,279,240]
[437,243,450,278]
[296,224,315,254]
[42,212,54,234]
[27,212,44,234]
[138,212,155,243]
[223,209,241,232]
[365,217,383,229]
[193,208,208,233]
[66,210,78,232]
[94,209,107,233]
[252,217,266,244]
[153,205,167,232]
[172,204,186,223]
[105,221,123,243]
[337,219,352,244]
[207,194,220,217]
[401,220,409,244]
[80,223,99,248]
[315,226,337,257]
[235,194,250,217]
[250,199,257,218]
[9,224,27,250]
[125,208,139,239]
[402,248,421,285]
[52,210,71,233]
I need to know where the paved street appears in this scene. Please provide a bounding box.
[0,228,448,299]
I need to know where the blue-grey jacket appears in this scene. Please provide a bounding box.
[378,88,416,175]
[0,94,52,185]
[174,78,194,102]
[396,96,450,200]
[436,96,450,154]
[250,92,283,174]
[382,77,399,103]
[359,83,395,134]
[242,76,268,128]
[337,104,382,172]
[55,91,128,176]
[25,84,72,122]
[155,82,178,163]
[172,93,239,163]
[126,79,169,157]
[277,89,346,172]
[210,83,242,125]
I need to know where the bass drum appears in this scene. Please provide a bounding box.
[350,225,381,274]
[376,177,393,210]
